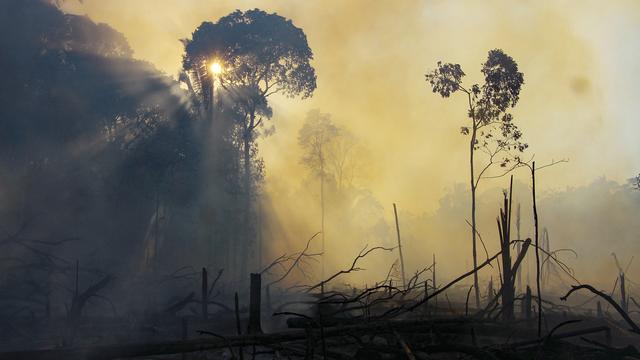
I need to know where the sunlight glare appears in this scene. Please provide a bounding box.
[210,61,222,75]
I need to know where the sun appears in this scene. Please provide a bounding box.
[209,61,222,75]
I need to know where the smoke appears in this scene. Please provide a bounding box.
[28,0,640,294]
[61,0,640,210]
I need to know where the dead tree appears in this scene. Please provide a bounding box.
[518,158,567,336]
[68,275,112,323]
[247,273,262,334]
[66,273,112,344]
[541,228,551,287]
[234,292,244,360]
[393,203,407,290]
[201,268,208,320]
[612,252,630,313]
[478,238,531,319]
[432,253,437,313]
[516,203,522,292]
[487,277,494,304]
[531,162,542,336]
[524,286,532,320]
[596,301,603,318]
[621,273,628,314]
[497,176,515,320]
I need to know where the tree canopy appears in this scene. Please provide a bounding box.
[182,9,316,102]
[426,49,527,168]
[0,0,199,275]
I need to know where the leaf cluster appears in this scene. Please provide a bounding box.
[426,49,528,171]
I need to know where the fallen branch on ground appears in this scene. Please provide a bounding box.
[560,284,640,334]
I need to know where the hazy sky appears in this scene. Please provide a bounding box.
[63,0,640,213]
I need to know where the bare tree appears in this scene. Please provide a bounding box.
[426,49,527,307]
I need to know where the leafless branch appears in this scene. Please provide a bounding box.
[307,245,395,292]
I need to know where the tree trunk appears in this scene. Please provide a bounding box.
[524,285,532,320]
[247,273,262,334]
[516,203,522,293]
[531,162,542,337]
[470,127,480,308]
[153,188,160,272]
[393,203,407,289]
[242,128,252,278]
[498,177,514,320]
[432,253,437,313]
[201,268,208,321]
[620,273,628,313]
[320,156,325,280]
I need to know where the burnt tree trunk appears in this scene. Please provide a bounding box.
[201,268,208,320]
[498,176,515,320]
[247,273,262,334]
[524,286,532,320]
[531,161,542,337]
[234,292,244,360]
[242,132,252,278]
[620,273,628,313]
[432,253,437,313]
[393,203,407,289]
[470,125,480,308]
[596,301,603,318]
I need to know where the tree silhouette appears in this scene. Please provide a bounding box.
[326,127,362,191]
[426,49,527,307]
[298,110,339,277]
[0,0,205,317]
[182,9,317,275]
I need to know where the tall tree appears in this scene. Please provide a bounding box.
[0,0,201,316]
[426,49,527,307]
[298,110,339,277]
[182,9,317,275]
[326,128,362,190]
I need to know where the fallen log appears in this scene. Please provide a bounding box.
[561,284,640,334]
[504,325,612,349]
[0,318,505,360]
[393,329,416,360]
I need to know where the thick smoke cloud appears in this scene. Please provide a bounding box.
[56,0,640,289]
[0,0,637,321]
